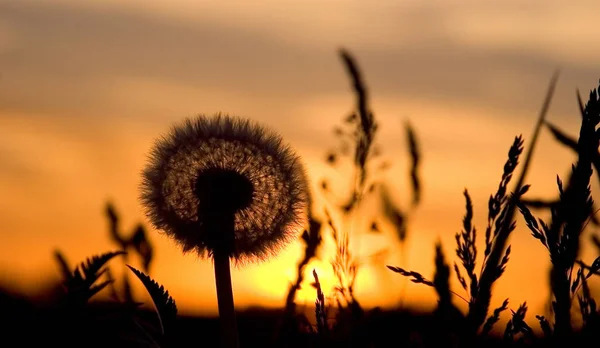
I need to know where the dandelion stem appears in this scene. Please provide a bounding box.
[213,215,239,348]
[214,249,239,348]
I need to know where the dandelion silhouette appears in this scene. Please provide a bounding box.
[141,114,309,347]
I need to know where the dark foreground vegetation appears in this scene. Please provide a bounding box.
[2,49,600,347]
[1,289,600,347]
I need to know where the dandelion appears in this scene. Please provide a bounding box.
[140,113,309,347]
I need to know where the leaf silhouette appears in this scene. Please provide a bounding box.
[545,121,578,151]
[65,250,126,304]
[380,184,407,243]
[127,265,177,335]
[130,225,154,272]
[577,88,586,118]
[545,120,600,183]
[386,265,434,287]
[72,251,127,287]
[87,280,113,299]
[405,121,421,207]
[105,202,126,247]
[53,249,72,282]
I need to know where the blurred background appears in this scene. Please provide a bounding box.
[1,0,599,329]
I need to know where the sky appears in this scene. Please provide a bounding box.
[1,0,600,330]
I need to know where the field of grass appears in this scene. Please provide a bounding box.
[1,49,599,347]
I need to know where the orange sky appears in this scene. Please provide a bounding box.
[1,0,600,331]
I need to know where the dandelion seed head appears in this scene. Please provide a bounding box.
[141,114,309,264]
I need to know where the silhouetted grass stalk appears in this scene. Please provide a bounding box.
[333,49,377,304]
[468,71,559,333]
[517,81,599,342]
[283,214,322,318]
[548,86,598,339]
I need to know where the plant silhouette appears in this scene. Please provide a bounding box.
[105,202,154,303]
[127,265,178,336]
[386,71,561,343]
[55,250,126,307]
[516,80,600,344]
[140,114,309,348]
[7,49,600,348]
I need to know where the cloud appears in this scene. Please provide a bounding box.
[1,0,599,122]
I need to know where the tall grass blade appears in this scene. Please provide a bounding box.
[472,71,559,330]
[127,265,177,335]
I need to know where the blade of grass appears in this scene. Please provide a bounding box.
[471,70,559,330]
